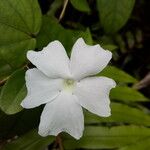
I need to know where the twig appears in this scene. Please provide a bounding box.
[133,72,150,90]
[59,0,69,21]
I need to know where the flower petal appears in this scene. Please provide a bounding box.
[27,41,71,79]
[70,38,112,80]
[74,77,116,117]
[38,91,84,139]
[21,68,63,108]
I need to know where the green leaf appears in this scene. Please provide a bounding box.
[37,16,73,51]
[70,0,90,13]
[97,0,135,33]
[63,126,150,149]
[0,0,42,79]
[3,129,54,150]
[37,16,93,53]
[0,69,26,114]
[85,102,150,126]
[110,86,149,102]
[101,44,118,51]
[98,66,137,83]
[71,28,93,45]
[0,60,12,80]
[119,137,150,150]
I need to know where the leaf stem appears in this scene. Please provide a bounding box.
[59,0,69,21]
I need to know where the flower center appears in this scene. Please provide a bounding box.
[63,79,75,93]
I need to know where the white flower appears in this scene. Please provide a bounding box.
[21,38,116,139]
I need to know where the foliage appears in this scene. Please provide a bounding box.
[97,0,135,33]
[0,0,149,150]
[0,69,26,114]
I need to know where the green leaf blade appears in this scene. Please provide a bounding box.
[0,0,42,79]
[85,102,150,126]
[0,69,26,114]
[110,86,149,102]
[97,0,135,33]
[70,0,91,13]
[37,16,93,53]
[63,126,150,149]
[119,137,150,150]
[98,66,137,83]
[3,129,54,150]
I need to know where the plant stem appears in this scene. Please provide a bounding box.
[59,0,69,21]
